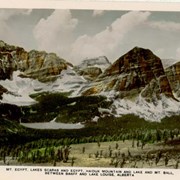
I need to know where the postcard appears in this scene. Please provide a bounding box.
[0,0,180,180]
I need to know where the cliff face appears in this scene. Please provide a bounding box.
[0,41,174,101]
[165,61,180,97]
[0,40,71,82]
[1,40,180,121]
[82,47,174,100]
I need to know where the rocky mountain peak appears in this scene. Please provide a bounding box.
[74,56,111,81]
[1,41,180,121]
[83,47,174,100]
[0,40,72,82]
[103,47,164,78]
[165,61,180,97]
[78,56,111,69]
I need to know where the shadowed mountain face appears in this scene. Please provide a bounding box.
[82,47,174,100]
[0,40,72,82]
[165,61,180,97]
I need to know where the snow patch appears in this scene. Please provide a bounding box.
[92,116,99,122]
[111,94,180,121]
[0,68,87,106]
[53,67,87,96]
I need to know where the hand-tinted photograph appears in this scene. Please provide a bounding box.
[0,8,180,168]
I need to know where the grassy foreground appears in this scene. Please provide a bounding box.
[0,114,180,168]
[0,92,180,168]
[0,139,180,169]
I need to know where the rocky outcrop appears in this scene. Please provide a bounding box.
[141,75,173,102]
[0,85,7,99]
[82,47,174,100]
[0,40,72,82]
[165,61,180,97]
[75,67,102,81]
[74,56,111,81]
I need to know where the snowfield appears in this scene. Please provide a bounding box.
[111,94,180,121]
[1,70,180,121]
[0,68,87,106]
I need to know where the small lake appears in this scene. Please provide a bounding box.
[20,121,84,130]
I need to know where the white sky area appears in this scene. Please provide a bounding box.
[0,9,180,65]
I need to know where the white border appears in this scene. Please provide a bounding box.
[0,0,180,180]
[0,166,180,180]
[0,0,179,11]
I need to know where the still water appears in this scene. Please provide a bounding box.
[21,121,84,130]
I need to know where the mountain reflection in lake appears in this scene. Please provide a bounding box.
[20,122,84,130]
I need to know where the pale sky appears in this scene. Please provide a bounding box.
[1,9,180,65]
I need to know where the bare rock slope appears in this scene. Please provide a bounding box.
[82,47,174,101]
[0,40,72,82]
[165,61,180,97]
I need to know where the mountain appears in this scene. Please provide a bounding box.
[82,47,173,99]
[0,40,72,82]
[165,61,180,97]
[1,41,180,122]
[80,47,180,121]
[0,41,86,105]
[0,68,87,106]
[74,56,111,81]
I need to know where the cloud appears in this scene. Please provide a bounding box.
[176,47,180,59]
[70,11,151,64]
[0,9,32,20]
[92,10,105,17]
[154,48,165,58]
[33,9,78,58]
[31,10,180,64]
[148,21,180,32]
[0,9,32,45]
[0,21,16,42]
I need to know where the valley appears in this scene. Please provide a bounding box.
[0,40,180,168]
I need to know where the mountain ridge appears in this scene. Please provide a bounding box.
[0,40,72,82]
[74,56,111,81]
[82,47,174,99]
[1,40,180,121]
[165,61,180,97]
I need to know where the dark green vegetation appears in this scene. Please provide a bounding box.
[0,113,180,166]
[0,103,22,121]
[23,92,111,123]
[0,92,180,167]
